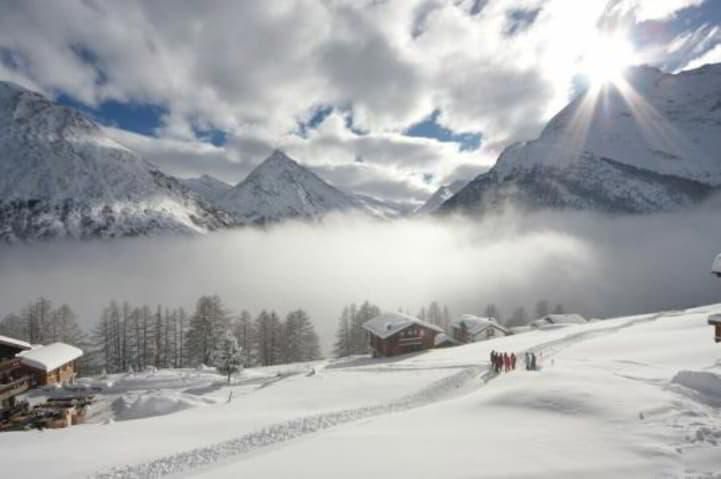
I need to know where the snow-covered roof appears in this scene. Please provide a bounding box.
[362,312,444,340]
[433,333,459,346]
[18,342,83,372]
[709,314,721,325]
[713,253,721,276]
[0,334,32,351]
[449,314,510,336]
[532,314,587,328]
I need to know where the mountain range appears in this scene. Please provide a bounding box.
[0,81,232,242]
[2,63,720,241]
[439,64,721,215]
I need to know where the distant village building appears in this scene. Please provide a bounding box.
[709,315,721,343]
[18,343,83,386]
[713,253,721,278]
[531,314,587,329]
[0,335,32,362]
[449,315,510,343]
[433,333,459,348]
[363,312,444,357]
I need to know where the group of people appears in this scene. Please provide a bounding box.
[490,350,540,373]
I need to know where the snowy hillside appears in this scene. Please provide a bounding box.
[415,179,467,215]
[441,64,721,215]
[0,82,232,241]
[5,303,721,478]
[353,194,415,219]
[182,175,232,205]
[218,150,369,224]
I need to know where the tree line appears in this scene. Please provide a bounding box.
[0,296,322,375]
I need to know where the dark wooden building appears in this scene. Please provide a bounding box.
[709,315,721,343]
[363,312,444,357]
[0,335,32,362]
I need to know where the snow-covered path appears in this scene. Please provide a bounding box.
[89,312,672,479]
[4,306,720,479]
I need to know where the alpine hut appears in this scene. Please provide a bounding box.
[449,315,510,343]
[363,312,444,357]
[17,343,83,386]
[531,313,587,329]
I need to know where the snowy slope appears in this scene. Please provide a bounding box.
[0,81,232,241]
[5,303,721,478]
[441,64,721,215]
[352,194,415,219]
[415,179,467,215]
[181,175,232,205]
[218,150,368,224]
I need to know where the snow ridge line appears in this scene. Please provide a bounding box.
[90,365,485,479]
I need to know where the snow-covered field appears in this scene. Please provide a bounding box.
[3,305,721,478]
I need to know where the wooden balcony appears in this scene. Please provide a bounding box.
[0,376,32,402]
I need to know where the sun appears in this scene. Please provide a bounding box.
[579,33,636,87]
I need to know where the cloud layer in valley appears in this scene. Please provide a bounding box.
[1,208,719,352]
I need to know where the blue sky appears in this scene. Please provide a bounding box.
[2,0,721,202]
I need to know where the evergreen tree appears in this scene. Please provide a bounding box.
[213,332,243,383]
[333,306,352,358]
[427,301,442,326]
[284,310,322,363]
[442,305,452,330]
[232,310,256,367]
[185,295,230,366]
[553,303,566,314]
[350,301,380,354]
[255,310,282,366]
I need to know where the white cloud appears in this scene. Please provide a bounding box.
[609,0,706,22]
[682,42,721,71]
[0,0,710,201]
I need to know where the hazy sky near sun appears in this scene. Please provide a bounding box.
[1,0,720,203]
[1,208,719,352]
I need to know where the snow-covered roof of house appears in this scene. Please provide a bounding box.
[0,334,32,351]
[709,314,721,325]
[713,253,721,275]
[362,312,444,340]
[18,342,83,372]
[433,333,459,346]
[532,314,587,328]
[449,314,510,335]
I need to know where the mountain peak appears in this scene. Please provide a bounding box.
[439,62,721,215]
[218,150,361,224]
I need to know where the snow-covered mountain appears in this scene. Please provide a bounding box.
[182,175,232,205]
[415,180,467,215]
[353,194,416,219]
[218,150,367,224]
[440,64,721,215]
[0,81,232,241]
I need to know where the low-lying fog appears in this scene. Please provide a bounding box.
[1,208,719,351]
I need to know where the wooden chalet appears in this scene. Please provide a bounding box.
[709,315,721,343]
[18,343,83,386]
[363,312,444,357]
[0,334,32,361]
[449,315,510,343]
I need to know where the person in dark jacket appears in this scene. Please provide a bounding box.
[511,353,517,370]
[530,352,537,371]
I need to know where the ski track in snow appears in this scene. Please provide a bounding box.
[90,313,668,479]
